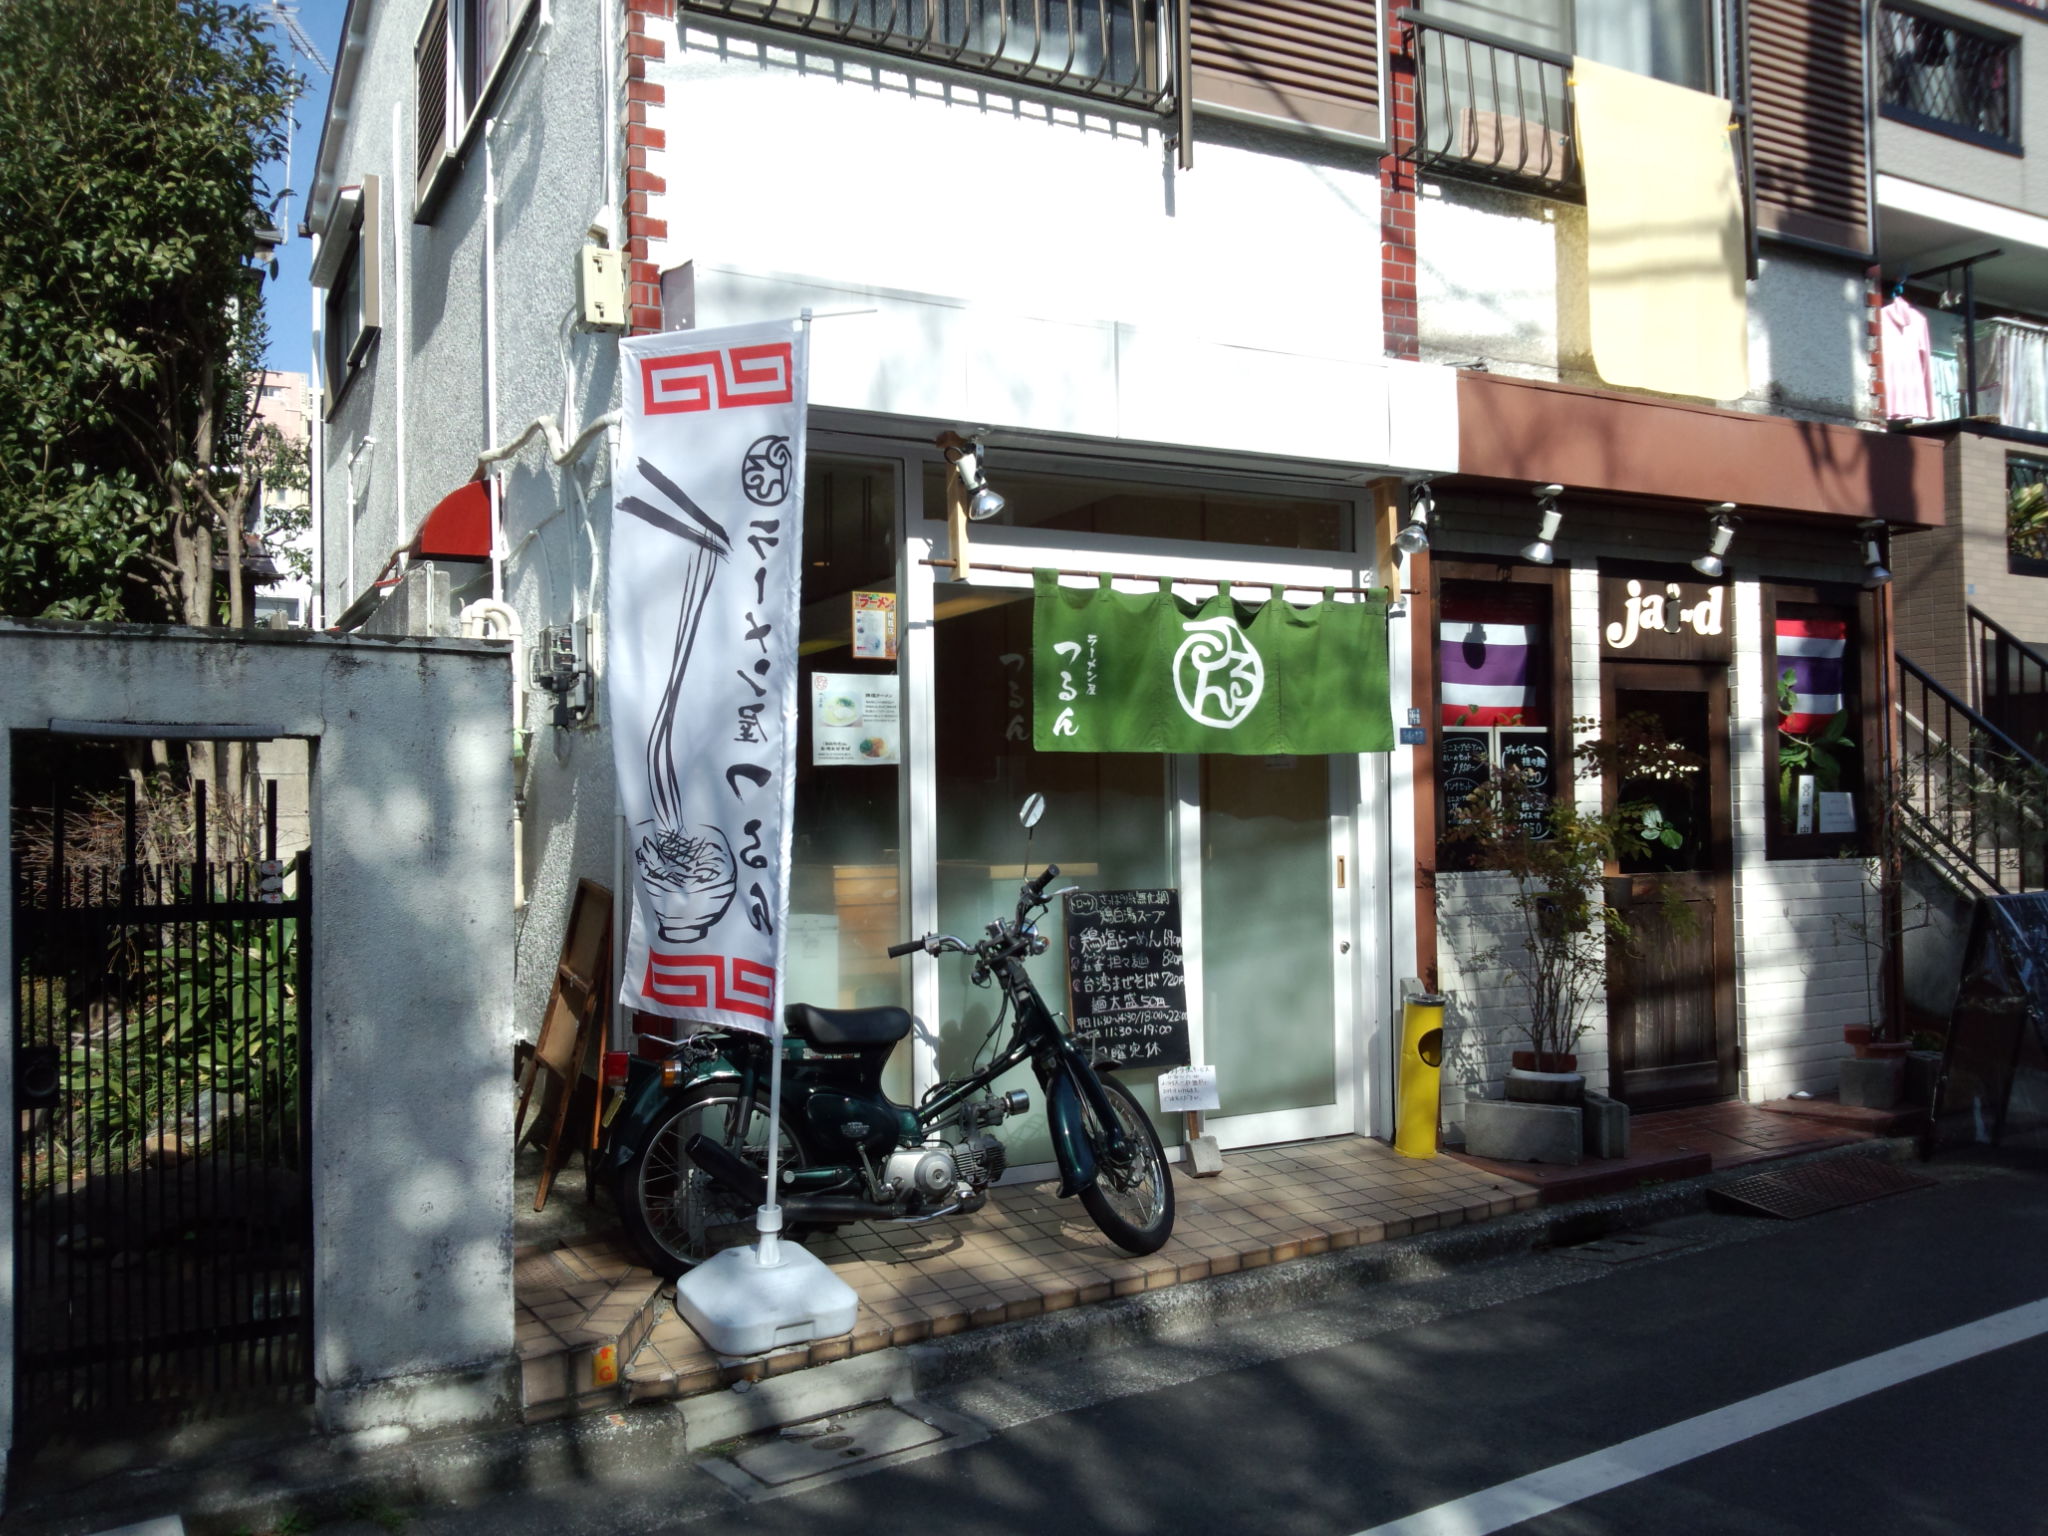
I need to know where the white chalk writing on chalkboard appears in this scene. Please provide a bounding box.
[1063,887,1191,1069]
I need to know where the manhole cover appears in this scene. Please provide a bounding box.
[703,1400,988,1502]
[1557,1231,1698,1266]
[1709,1159,1934,1220]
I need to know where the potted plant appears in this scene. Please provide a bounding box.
[1444,714,1702,1117]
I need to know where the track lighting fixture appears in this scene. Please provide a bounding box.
[1395,481,1433,556]
[941,432,1006,521]
[1858,519,1892,588]
[1521,484,1565,565]
[1691,503,1738,579]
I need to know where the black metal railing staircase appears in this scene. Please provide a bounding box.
[1895,651,2048,897]
[1968,605,2048,763]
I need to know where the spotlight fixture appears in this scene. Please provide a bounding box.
[941,433,1006,521]
[1858,519,1893,588]
[1395,481,1434,556]
[1691,503,1739,579]
[1521,483,1565,565]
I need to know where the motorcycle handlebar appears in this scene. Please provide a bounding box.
[1025,863,1060,899]
[886,937,926,959]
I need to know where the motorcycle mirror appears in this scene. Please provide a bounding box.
[1018,793,1046,832]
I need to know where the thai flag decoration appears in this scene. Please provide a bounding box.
[1776,616,1847,734]
[1439,591,1547,728]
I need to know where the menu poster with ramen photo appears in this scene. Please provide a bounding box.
[811,673,900,765]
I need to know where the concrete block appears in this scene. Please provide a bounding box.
[1581,1092,1630,1159]
[1839,1055,1904,1110]
[1463,1099,1582,1166]
[1184,1135,1224,1177]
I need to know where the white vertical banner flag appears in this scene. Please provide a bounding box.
[610,319,807,1031]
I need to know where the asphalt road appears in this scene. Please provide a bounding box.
[345,1157,2048,1536]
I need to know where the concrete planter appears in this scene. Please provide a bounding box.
[1506,1067,1585,1105]
[1464,1098,1583,1165]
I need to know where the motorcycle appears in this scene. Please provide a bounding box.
[602,796,1175,1277]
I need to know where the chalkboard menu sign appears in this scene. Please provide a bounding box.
[1062,889,1191,1069]
[1440,731,1489,825]
[1499,730,1555,841]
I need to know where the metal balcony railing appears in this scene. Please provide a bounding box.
[679,0,1171,111]
[1878,3,2019,151]
[1399,7,1579,195]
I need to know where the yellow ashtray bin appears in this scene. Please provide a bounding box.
[1396,991,1446,1159]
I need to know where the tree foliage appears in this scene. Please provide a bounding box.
[0,0,295,623]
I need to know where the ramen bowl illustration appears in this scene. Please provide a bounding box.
[820,691,862,728]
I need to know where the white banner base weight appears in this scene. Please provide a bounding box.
[674,1219,858,1357]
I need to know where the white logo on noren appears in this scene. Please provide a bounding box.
[1173,617,1263,728]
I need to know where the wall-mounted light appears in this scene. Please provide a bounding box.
[1521,483,1565,565]
[1394,481,1434,556]
[941,432,1006,521]
[1858,518,1893,588]
[1691,503,1739,579]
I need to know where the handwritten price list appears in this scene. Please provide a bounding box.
[1062,888,1191,1069]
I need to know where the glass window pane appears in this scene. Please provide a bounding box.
[1575,0,1712,93]
[934,588,1176,1163]
[790,459,907,1097]
[1771,603,1860,839]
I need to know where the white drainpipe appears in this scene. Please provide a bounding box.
[460,598,529,909]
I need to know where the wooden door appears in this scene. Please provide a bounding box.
[1602,662,1737,1109]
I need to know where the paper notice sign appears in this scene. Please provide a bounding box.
[812,672,900,765]
[1157,1065,1220,1113]
[851,591,897,660]
[1818,792,1857,835]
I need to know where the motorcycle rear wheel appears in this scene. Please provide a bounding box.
[613,1083,811,1279]
[1077,1074,1175,1255]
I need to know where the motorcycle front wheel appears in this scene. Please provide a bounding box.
[1077,1074,1175,1255]
[613,1083,810,1279]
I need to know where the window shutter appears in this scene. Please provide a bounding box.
[1190,0,1381,141]
[415,0,452,212]
[1746,0,1872,257]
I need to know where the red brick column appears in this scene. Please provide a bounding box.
[625,0,674,335]
[1866,265,1886,423]
[1381,26,1419,363]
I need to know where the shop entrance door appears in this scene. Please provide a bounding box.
[1601,662,1737,1108]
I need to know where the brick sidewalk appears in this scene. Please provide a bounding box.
[516,1135,1538,1421]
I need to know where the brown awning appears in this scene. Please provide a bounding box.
[1456,371,1945,527]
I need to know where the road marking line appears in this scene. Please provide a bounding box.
[1356,1296,2048,1536]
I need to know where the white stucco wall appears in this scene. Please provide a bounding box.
[1428,503,1880,1133]
[648,21,1459,474]
[1415,178,1872,425]
[0,622,516,1475]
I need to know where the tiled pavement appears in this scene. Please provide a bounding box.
[517,1136,1538,1421]
[516,1096,1895,1422]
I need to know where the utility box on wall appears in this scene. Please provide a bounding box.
[578,246,625,329]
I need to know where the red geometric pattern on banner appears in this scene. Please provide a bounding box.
[640,343,795,414]
[642,952,776,1020]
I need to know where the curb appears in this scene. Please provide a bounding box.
[37,1136,1916,1536]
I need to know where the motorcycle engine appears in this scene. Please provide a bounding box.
[881,1145,956,1203]
[952,1132,1007,1190]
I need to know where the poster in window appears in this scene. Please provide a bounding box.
[850,591,897,660]
[1440,731,1489,824]
[812,672,900,766]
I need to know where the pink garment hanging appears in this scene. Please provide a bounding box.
[1882,296,1935,420]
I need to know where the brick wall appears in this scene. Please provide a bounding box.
[625,0,673,335]
[1380,22,1417,362]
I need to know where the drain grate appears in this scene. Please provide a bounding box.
[700,1400,989,1503]
[1557,1231,1699,1266]
[1709,1158,1935,1220]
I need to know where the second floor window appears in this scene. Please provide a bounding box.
[2008,455,2048,575]
[1422,0,1716,93]
[1879,4,2019,151]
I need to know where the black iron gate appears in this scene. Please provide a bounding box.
[14,775,312,1431]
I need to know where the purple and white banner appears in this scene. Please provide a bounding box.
[609,320,808,1032]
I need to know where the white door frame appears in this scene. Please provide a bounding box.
[817,429,1388,1148]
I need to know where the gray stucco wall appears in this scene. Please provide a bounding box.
[1416,177,1872,425]
[314,0,624,1052]
[0,622,515,1476]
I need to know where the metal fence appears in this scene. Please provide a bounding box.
[680,0,1171,110]
[1402,7,1579,194]
[14,778,312,1432]
[1896,653,2048,896]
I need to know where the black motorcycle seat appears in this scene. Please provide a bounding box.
[785,1003,912,1049]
